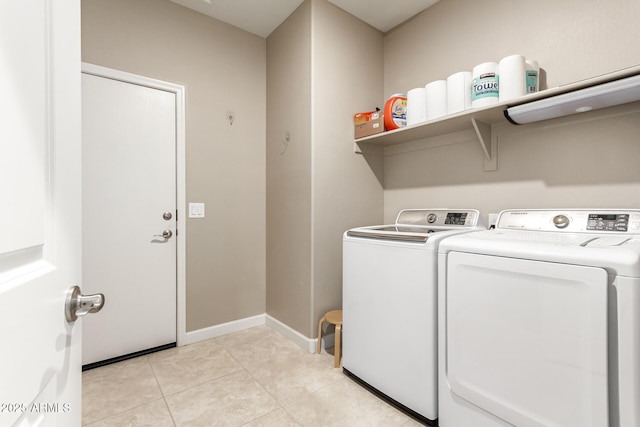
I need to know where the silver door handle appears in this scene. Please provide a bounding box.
[65,285,105,323]
[153,229,173,239]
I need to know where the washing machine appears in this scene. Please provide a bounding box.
[437,209,640,427]
[343,208,483,425]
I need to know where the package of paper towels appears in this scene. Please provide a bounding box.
[425,80,447,120]
[499,54,526,102]
[526,59,539,93]
[472,62,499,107]
[407,87,427,126]
[447,71,472,114]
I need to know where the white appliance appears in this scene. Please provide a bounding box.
[438,209,640,427]
[343,209,483,425]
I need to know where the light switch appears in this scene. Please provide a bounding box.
[189,202,205,218]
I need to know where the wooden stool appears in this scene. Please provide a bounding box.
[317,309,343,368]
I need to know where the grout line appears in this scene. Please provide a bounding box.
[81,356,162,426]
[146,356,178,426]
[218,343,287,416]
[213,326,321,425]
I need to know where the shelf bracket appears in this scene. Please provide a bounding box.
[471,118,497,171]
[471,118,492,161]
[353,141,384,156]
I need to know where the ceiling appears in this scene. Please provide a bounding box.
[169,0,440,38]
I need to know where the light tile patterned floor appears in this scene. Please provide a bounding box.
[82,325,424,426]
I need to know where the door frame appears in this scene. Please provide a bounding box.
[81,62,187,346]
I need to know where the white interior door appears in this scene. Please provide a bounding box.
[81,72,177,365]
[0,0,83,425]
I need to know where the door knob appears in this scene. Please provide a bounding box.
[153,229,173,239]
[65,285,105,323]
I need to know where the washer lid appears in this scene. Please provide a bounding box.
[346,226,435,242]
[346,209,483,242]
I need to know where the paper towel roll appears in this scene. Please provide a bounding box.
[526,59,540,93]
[407,87,427,126]
[446,71,472,114]
[472,62,500,108]
[425,80,447,120]
[499,54,526,102]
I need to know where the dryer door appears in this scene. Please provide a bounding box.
[445,252,609,427]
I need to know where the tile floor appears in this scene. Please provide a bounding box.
[82,325,425,426]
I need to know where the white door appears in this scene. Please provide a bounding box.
[0,0,85,426]
[81,72,177,366]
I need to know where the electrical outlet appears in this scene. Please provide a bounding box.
[489,213,499,229]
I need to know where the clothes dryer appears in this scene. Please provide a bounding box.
[343,209,483,425]
[438,209,640,427]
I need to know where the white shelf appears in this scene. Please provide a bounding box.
[353,98,525,171]
[354,100,506,148]
[354,64,640,167]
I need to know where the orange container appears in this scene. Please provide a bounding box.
[384,94,407,130]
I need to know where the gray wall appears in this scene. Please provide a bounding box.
[382,0,640,223]
[384,0,640,97]
[82,0,267,332]
[310,0,384,335]
[265,1,314,336]
[266,0,384,337]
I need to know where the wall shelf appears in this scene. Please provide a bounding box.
[354,64,640,170]
[353,100,518,171]
[354,101,506,149]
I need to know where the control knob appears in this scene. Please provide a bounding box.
[553,214,570,229]
[427,213,437,224]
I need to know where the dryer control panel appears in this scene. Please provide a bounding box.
[496,209,640,233]
[586,213,629,232]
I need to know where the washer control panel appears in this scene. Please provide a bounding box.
[497,209,640,233]
[395,209,481,228]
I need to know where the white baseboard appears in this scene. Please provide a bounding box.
[183,312,326,355]
[265,314,318,354]
[184,314,265,345]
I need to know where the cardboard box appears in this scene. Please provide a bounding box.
[354,110,384,139]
